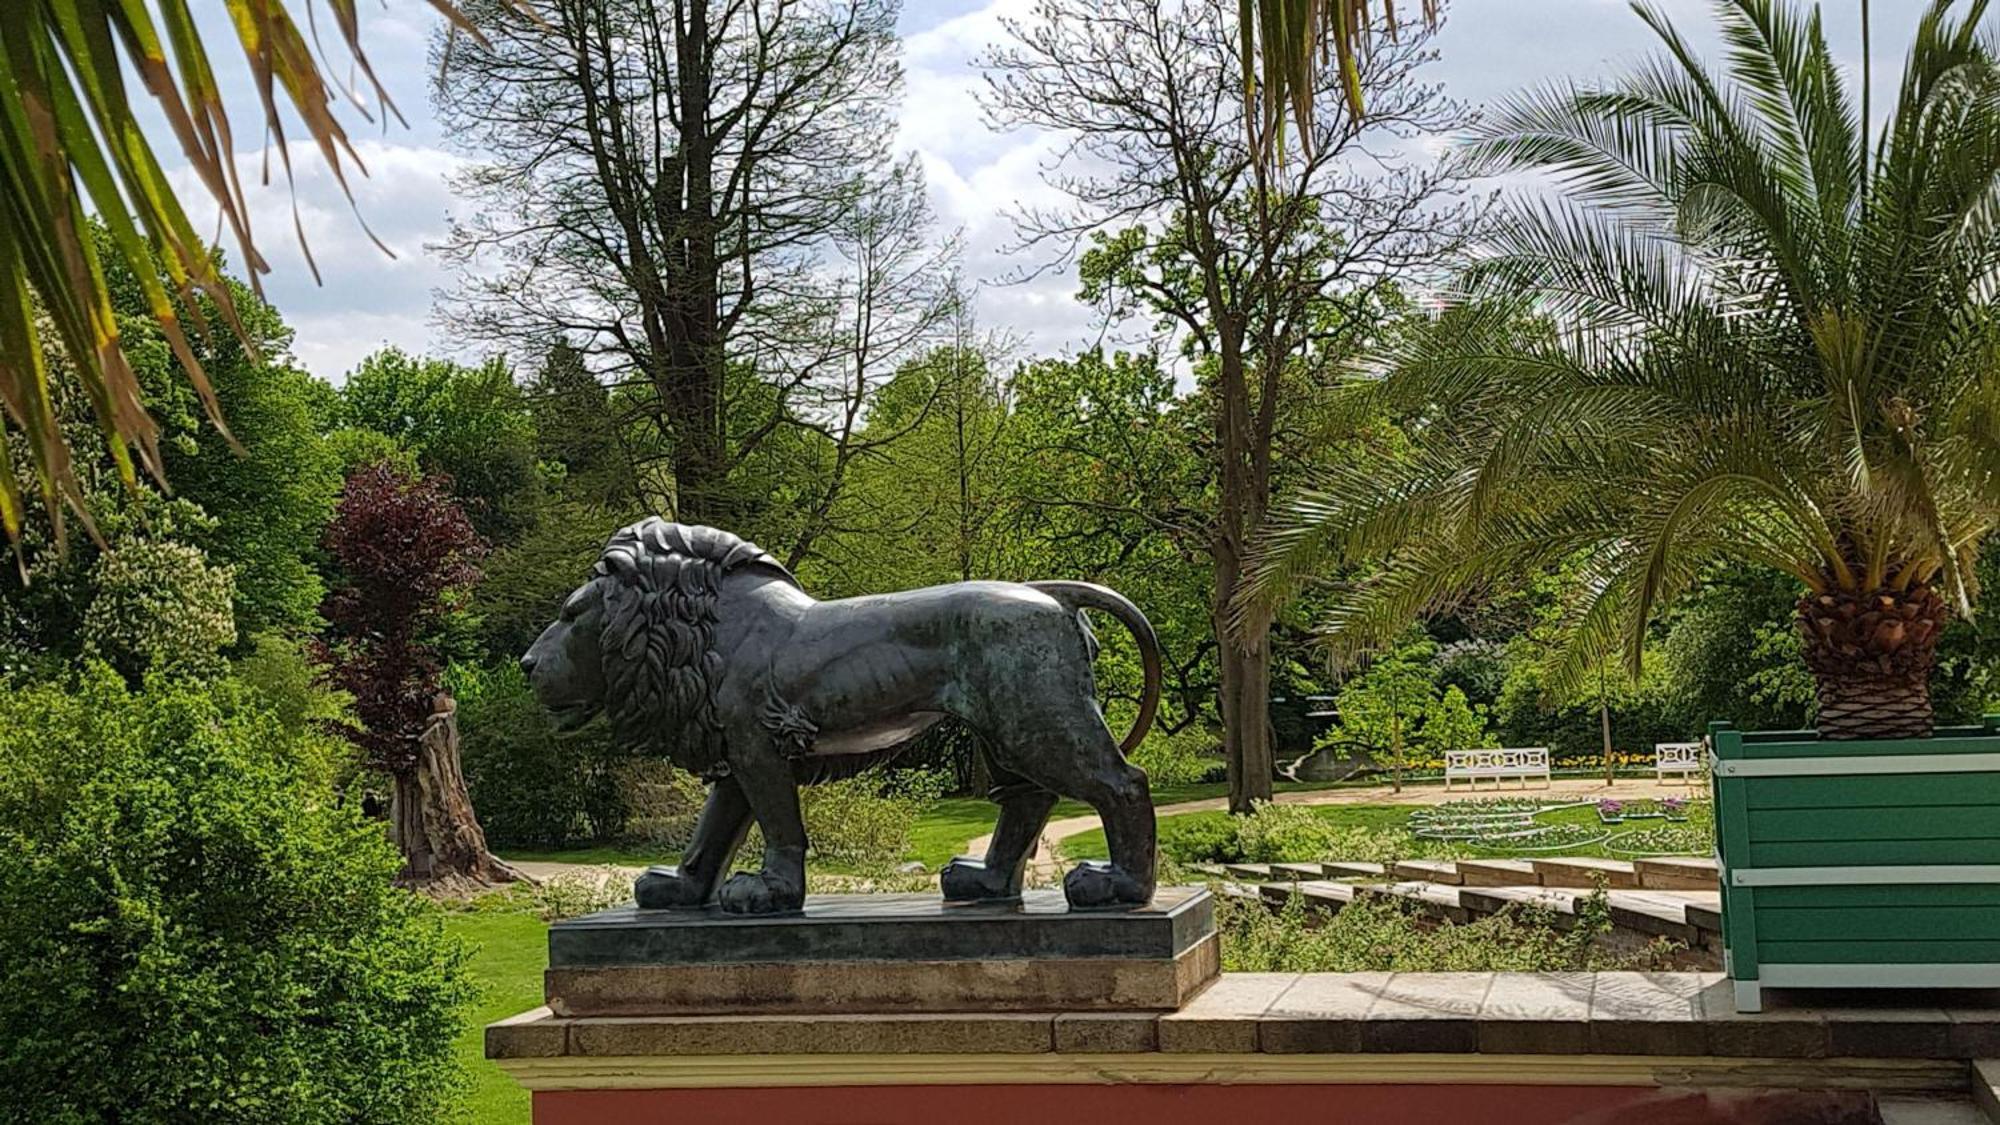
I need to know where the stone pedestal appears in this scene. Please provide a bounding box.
[544,886,1218,1017]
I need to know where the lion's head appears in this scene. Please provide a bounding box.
[521,519,796,776]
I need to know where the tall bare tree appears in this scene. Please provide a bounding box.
[984,0,1473,811]
[433,0,903,524]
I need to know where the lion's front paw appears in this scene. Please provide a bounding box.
[633,865,711,910]
[718,870,804,915]
[941,857,1019,903]
[1062,861,1149,910]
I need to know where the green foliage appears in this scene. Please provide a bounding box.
[1659,565,1816,732]
[741,769,953,872]
[1219,884,1671,973]
[1129,724,1218,789]
[231,633,361,793]
[1230,800,1421,865]
[80,538,237,681]
[1158,815,1244,865]
[1423,685,1492,753]
[0,669,473,1124]
[339,348,547,545]
[452,661,628,850]
[1250,0,2000,699]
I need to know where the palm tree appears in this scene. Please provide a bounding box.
[1247,0,2000,740]
[0,1,471,548]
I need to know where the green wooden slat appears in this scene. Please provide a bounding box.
[1757,907,2000,941]
[1749,840,2000,866]
[1761,939,2000,964]
[1737,734,2000,759]
[1758,884,2000,908]
[1749,805,2000,842]
[1712,724,1758,981]
[1745,774,2000,810]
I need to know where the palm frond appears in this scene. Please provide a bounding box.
[0,0,490,550]
[1239,0,1435,165]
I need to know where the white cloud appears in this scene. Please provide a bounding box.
[166,139,470,381]
[140,0,1938,384]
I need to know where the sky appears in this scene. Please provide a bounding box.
[158,0,1930,382]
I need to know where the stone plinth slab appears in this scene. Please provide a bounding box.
[544,887,1217,1017]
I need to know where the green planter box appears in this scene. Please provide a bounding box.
[1711,715,2000,1012]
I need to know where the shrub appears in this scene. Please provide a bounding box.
[745,768,950,871]
[1220,885,1673,973]
[1158,815,1243,864]
[615,758,708,851]
[1233,800,1348,863]
[231,632,361,793]
[1128,724,1217,789]
[0,669,473,1124]
[452,660,627,849]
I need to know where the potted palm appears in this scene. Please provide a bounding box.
[1247,0,2000,1010]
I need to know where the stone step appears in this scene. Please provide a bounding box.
[1459,885,1581,921]
[1297,881,1358,911]
[1634,856,1720,890]
[1270,862,1329,880]
[1678,892,1722,934]
[1391,859,1463,885]
[1531,856,1640,889]
[1223,863,1273,880]
[1365,880,1472,924]
[1604,890,1699,943]
[1320,861,1388,879]
[1456,858,1539,886]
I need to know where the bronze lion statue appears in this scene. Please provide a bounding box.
[520,519,1162,915]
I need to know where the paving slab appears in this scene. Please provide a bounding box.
[1634,856,1720,890]
[1478,972,1594,1054]
[1157,973,1297,1053]
[1360,972,1492,1052]
[1296,881,1357,911]
[1456,858,1540,886]
[1532,856,1641,889]
[1259,971,1389,1052]
[1365,881,1471,924]
[1694,977,1829,1058]
[1588,971,1712,1055]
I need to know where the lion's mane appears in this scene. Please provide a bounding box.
[595,519,797,778]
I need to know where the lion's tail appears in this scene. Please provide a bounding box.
[1026,581,1162,754]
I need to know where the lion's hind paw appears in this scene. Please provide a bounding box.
[718,870,805,916]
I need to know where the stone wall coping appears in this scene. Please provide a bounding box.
[488,970,2000,1065]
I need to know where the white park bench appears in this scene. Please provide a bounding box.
[1443,748,1551,791]
[1654,741,1704,784]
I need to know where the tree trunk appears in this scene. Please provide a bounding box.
[1601,665,1615,787]
[391,694,527,888]
[1796,584,1948,740]
[1217,547,1274,814]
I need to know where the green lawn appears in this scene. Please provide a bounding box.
[444,910,547,1125]
[1062,803,1423,860]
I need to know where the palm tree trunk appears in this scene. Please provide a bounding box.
[1796,585,1948,740]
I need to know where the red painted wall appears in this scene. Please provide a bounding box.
[534,1084,1878,1125]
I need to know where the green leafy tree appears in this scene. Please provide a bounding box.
[1252,0,2000,739]
[1422,685,1493,756]
[339,348,546,545]
[81,538,236,681]
[1331,637,1438,791]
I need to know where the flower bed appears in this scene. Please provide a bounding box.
[1595,797,1691,825]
